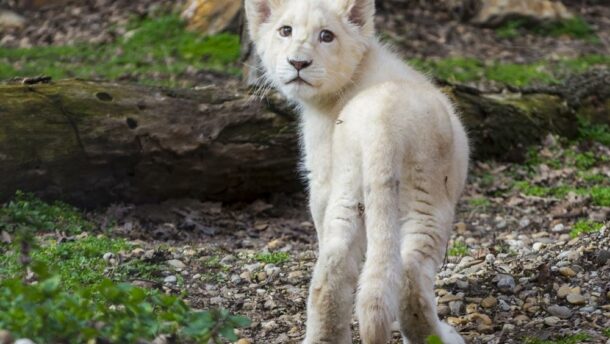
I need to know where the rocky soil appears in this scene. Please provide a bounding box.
[95,135,610,344]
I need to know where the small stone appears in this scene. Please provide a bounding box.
[437,304,450,316]
[532,242,544,251]
[499,299,511,312]
[497,274,515,292]
[552,223,565,232]
[261,320,278,331]
[502,324,515,332]
[544,316,561,326]
[559,267,576,278]
[230,274,242,284]
[237,340,252,344]
[287,271,303,283]
[267,239,284,250]
[163,275,177,284]
[102,252,114,261]
[256,272,267,281]
[240,271,251,281]
[596,250,610,265]
[439,293,464,303]
[557,285,571,298]
[264,264,280,277]
[567,293,586,305]
[449,301,464,316]
[469,313,492,325]
[514,314,529,324]
[166,259,186,269]
[481,296,497,309]
[466,303,478,314]
[519,217,530,228]
[220,255,236,265]
[547,305,572,319]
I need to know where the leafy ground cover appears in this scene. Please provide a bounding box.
[0,192,249,343]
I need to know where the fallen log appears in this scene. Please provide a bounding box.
[0,73,608,207]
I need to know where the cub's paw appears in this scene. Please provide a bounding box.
[438,322,465,344]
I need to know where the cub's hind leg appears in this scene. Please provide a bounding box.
[398,183,464,344]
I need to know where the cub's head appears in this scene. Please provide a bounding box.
[245,0,375,100]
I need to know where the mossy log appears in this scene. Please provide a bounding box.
[0,73,608,207]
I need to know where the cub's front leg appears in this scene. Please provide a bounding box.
[304,161,366,344]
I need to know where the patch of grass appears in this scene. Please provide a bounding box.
[0,191,93,235]
[410,55,610,87]
[469,197,491,209]
[448,241,469,257]
[572,152,597,170]
[570,220,604,238]
[603,328,610,338]
[0,14,241,86]
[496,19,524,39]
[255,251,291,265]
[0,235,130,288]
[591,186,610,207]
[578,117,610,146]
[535,17,597,41]
[496,17,597,41]
[524,333,590,344]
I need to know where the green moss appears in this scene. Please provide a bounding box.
[570,220,604,238]
[496,17,597,41]
[448,241,469,257]
[524,332,590,344]
[0,14,241,87]
[255,252,291,265]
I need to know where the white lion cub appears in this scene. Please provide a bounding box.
[245,0,469,343]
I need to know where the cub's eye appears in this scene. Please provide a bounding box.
[319,30,335,43]
[279,26,292,37]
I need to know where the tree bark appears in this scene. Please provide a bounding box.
[1,73,608,207]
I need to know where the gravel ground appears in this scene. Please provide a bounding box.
[95,136,610,344]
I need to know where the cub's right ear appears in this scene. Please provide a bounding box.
[245,0,282,39]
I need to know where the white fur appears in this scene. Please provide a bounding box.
[246,1,469,343]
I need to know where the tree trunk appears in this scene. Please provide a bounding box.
[1,73,608,207]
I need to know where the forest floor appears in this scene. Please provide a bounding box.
[0,1,609,343]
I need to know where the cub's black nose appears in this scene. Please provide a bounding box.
[289,59,313,71]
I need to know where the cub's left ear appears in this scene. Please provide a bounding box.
[337,0,375,36]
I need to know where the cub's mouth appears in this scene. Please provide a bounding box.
[286,76,313,86]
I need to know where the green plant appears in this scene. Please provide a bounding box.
[427,335,444,344]
[524,332,590,344]
[578,117,610,146]
[535,17,596,40]
[0,275,249,343]
[496,20,525,39]
[590,186,610,207]
[573,152,597,170]
[469,197,491,209]
[0,191,93,235]
[570,220,604,238]
[603,328,610,338]
[255,251,291,265]
[448,241,469,257]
